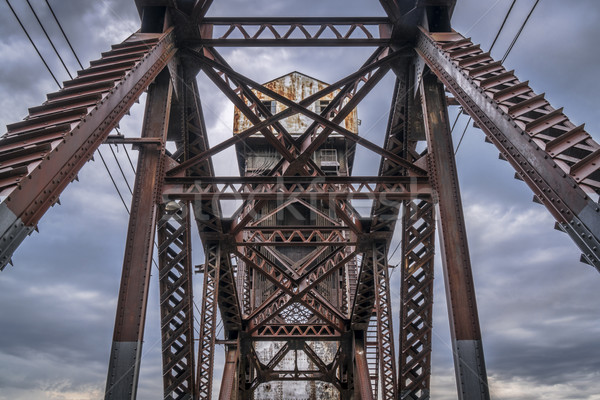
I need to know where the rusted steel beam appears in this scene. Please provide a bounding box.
[202,17,391,24]
[163,176,431,202]
[187,48,426,177]
[416,28,600,269]
[218,344,239,400]
[166,48,404,176]
[196,242,221,400]
[379,0,403,23]
[293,46,391,145]
[105,71,173,400]
[200,67,297,164]
[370,63,413,236]
[157,202,196,400]
[0,30,176,270]
[420,73,490,400]
[194,38,392,47]
[399,200,435,400]
[190,18,391,47]
[251,324,341,340]
[354,331,375,400]
[191,0,214,20]
[166,175,426,184]
[372,242,398,400]
[350,250,375,330]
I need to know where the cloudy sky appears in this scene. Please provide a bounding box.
[0,0,599,399]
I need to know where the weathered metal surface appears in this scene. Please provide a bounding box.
[157,202,195,400]
[191,17,392,47]
[416,28,600,269]
[420,73,490,400]
[0,30,176,270]
[372,241,398,400]
[105,70,173,400]
[354,331,375,400]
[196,243,220,400]
[163,176,431,202]
[233,72,359,136]
[399,200,435,400]
[3,1,598,400]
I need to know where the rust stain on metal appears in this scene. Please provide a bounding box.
[233,71,358,136]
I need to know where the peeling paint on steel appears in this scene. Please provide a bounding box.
[233,72,359,136]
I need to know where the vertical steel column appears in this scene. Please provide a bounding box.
[354,330,375,400]
[218,343,239,400]
[419,74,490,400]
[157,202,196,399]
[105,71,173,400]
[399,200,435,400]
[196,242,221,399]
[373,241,398,400]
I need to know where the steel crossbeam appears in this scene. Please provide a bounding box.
[190,17,392,47]
[163,176,431,202]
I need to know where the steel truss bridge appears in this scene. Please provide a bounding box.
[0,1,599,399]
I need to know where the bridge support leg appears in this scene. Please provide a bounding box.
[196,242,221,399]
[354,330,374,400]
[104,72,172,400]
[157,201,195,399]
[399,200,435,399]
[219,343,239,400]
[420,73,490,400]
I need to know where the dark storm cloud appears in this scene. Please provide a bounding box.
[0,0,599,399]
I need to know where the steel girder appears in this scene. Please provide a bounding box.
[416,29,600,269]
[420,73,490,400]
[105,70,174,400]
[158,202,196,400]
[196,242,221,400]
[373,241,398,400]
[0,30,176,271]
[399,200,435,400]
[192,17,392,47]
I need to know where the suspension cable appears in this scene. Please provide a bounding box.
[5,0,61,87]
[25,0,73,79]
[502,0,541,63]
[489,0,516,53]
[44,0,84,69]
[455,0,541,154]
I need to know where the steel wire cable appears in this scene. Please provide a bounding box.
[44,0,139,181]
[489,0,517,53]
[455,0,540,154]
[97,149,131,214]
[502,0,541,63]
[109,144,134,195]
[25,0,73,79]
[5,0,61,87]
[44,2,205,342]
[5,0,133,223]
[44,0,84,69]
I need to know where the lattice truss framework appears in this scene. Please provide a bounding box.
[0,1,599,400]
